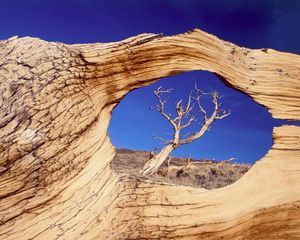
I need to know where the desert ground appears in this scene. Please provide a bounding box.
[112,149,251,189]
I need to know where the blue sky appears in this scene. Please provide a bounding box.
[1,0,299,163]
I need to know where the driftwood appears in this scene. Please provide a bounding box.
[0,29,299,239]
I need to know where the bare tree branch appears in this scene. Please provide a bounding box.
[216,109,231,119]
[185,90,194,114]
[179,90,224,145]
[153,135,172,145]
[152,87,177,129]
[193,95,207,121]
[142,85,230,175]
[180,116,195,129]
[217,157,237,168]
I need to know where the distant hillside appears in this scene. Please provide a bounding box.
[111,148,251,190]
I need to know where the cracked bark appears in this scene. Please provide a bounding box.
[0,29,300,239]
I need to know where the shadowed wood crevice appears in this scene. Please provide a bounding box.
[0,29,299,239]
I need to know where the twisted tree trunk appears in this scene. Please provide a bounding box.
[142,144,174,175]
[0,29,299,239]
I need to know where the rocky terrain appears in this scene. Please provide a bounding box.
[112,149,251,189]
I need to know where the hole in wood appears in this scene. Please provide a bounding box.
[109,71,286,189]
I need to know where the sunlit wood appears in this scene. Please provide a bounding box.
[0,29,299,239]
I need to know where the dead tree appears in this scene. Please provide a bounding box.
[217,157,237,168]
[141,85,230,175]
[166,157,184,175]
[184,154,202,170]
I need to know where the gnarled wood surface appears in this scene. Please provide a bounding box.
[0,29,299,239]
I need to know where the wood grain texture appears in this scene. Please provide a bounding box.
[0,29,299,239]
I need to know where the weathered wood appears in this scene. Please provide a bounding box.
[0,29,299,239]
